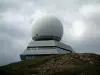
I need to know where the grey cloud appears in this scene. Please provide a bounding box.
[0,0,100,66]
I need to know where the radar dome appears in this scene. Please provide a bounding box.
[32,15,63,41]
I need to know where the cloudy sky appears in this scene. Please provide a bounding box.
[1,0,100,65]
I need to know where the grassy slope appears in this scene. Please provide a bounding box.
[0,53,100,75]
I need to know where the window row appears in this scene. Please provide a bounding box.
[25,56,44,60]
[27,47,56,50]
[27,47,71,53]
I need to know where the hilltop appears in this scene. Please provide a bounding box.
[0,53,100,75]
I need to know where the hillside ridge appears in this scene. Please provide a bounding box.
[0,53,100,75]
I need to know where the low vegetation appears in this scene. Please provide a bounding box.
[0,53,100,75]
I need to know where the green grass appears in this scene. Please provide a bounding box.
[0,53,100,75]
[52,64,100,75]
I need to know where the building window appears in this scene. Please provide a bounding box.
[57,47,71,53]
[26,56,34,60]
[27,46,57,50]
[36,47,39,50]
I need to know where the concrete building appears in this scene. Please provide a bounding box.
[20,15,74,60]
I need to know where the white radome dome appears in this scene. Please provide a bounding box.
[32,15,63,41]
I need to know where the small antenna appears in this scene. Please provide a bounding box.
[36,34,38,36]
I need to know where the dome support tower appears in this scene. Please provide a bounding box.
[20,15,74,60]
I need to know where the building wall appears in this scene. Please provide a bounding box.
[20,40,74,60]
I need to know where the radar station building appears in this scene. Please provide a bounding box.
[20,15,74,60]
